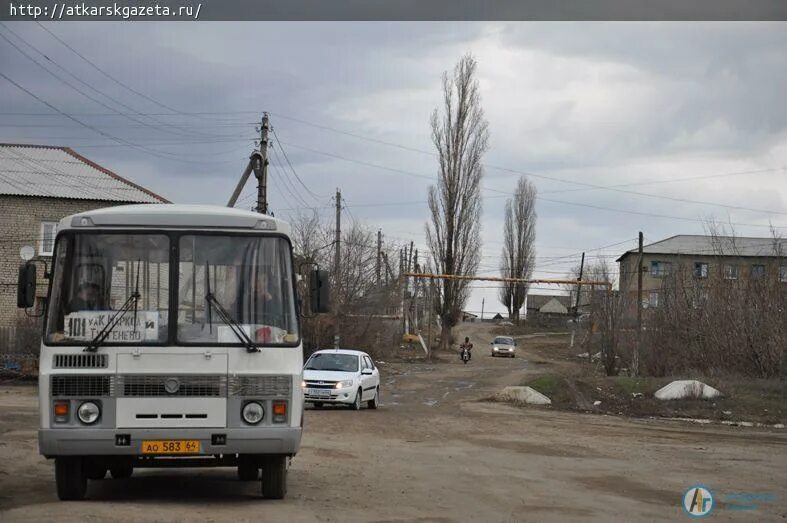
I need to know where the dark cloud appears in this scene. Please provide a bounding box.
[1,21,785,313]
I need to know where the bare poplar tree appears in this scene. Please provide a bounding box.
[425,53,489,350]
[498,176,537,321]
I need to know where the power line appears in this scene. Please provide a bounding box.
[0,71,230,165]
[0,25,207,143]
[267,111,787,215]
[270,126,324,200]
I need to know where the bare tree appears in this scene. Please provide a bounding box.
[426,53,489,350]
[565,259,613,313]
[498,176,537,321]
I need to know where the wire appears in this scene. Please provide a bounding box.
[270,126,324,200]
[0,71,231,166]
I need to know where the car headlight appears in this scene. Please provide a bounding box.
[493,347,499,351]
[242,401,264,424]
[77,401,100,425]
[335,380,354,390]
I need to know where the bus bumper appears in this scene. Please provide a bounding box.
[39,427,302,457]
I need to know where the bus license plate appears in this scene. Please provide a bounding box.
[141,439,200,454]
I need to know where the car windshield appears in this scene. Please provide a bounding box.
[305,353,359,372]
[493,337,514,345]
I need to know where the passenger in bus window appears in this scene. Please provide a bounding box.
[252,270,282,330]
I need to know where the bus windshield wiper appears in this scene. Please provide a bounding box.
[85,260,141,353]
[205,262,259,353]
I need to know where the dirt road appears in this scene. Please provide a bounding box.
[0,325,784,521]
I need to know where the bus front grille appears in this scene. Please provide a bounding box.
[117,375,227,397]
[53,353,108,369]
[51,375,113,397]
[229,375,291,397]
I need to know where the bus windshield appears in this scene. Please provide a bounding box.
[46,233,170,345]
[177,235,299,346]
[45,232,299,346]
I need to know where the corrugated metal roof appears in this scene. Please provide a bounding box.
[617,234,786,261]
[0,143,168,203]
[527,294,572,310]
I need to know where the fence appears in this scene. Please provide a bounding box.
[0,322,41,379]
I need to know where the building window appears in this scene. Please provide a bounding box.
[650,261,672,278]
[693,262,708,279]
[648,291,660,308]
[780,266,787,282]
[692,289,708,309]
[39,222,58,256]
[751,264,766,279]
[723,264,739,280]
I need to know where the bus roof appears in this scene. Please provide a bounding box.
[58,204,292,236]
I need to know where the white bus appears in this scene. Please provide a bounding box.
[16,204,329,500]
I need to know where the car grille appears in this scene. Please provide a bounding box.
[117,375,227,397]
[304,380,337,390]
[51,375,113,397]
[228,375,291,397]
[53,353,108,369]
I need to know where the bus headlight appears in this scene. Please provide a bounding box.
[242,401,264,425]
[77,401,100,425]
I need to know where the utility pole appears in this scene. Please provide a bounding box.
[334,188,341,274]
[376,229,382,288]
[333,188,341,349]
[413,250,418,330]
[256,113,270,214]
[481,297,485,321]
[427,280,433,357]
[635,231,644,376]
[575,252,585,314]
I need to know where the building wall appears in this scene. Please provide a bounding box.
[618,252,786,312]
[0,195,126,331]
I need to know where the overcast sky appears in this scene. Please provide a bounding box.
[1,22,786,315]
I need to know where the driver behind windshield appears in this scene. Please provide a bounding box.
[67,282,104,312]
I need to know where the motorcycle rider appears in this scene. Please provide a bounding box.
[460,336,473,361]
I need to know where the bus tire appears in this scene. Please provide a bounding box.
[261,455,287,499]
[238,458,259,481]
[109,461,133,479]
[84,458,107,480]
[55,456,87,501]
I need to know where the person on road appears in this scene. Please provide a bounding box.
[460,336,473,361]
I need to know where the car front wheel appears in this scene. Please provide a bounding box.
[368,387,379,409]
[351,388,362,410]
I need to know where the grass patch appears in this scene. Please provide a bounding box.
[611,377,665,396]
[523,374,574,406]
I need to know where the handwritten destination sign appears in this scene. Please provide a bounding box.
[65,311,160,342]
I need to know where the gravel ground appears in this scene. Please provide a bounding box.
[0,324,784,522]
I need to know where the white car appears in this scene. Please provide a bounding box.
[303,349,380,410]
[490,336,517,357]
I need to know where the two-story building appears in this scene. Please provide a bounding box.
[617,234,786,312]
[0,143,168,353]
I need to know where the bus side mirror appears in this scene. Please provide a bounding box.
[309,270,331,314]
[17,263,36,309]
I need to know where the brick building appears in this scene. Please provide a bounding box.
[617,234,786,313]
[0,144,168,352]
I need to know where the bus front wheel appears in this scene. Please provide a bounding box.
[55,456,87,501]
[261,455,287,499]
